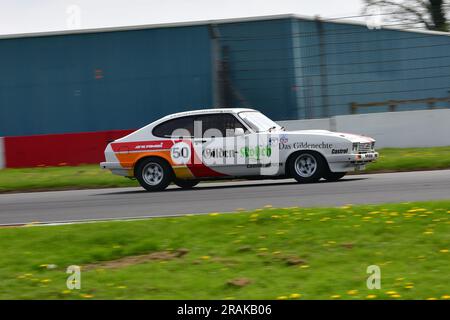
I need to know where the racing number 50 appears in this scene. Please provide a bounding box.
[170,142,191,165]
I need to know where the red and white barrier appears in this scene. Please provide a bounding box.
[1,129,134,168]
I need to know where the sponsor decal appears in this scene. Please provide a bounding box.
[136,143,164,150]
[170,142,191,165]
[240,146,272,160]
[203,148,236,159]
[246,162,283,169]
[332,148,349,154]
[280,142,333,150]
[111,140,174,152]
[268,137,279,145]
[280,134,289,145]
[246,163,272,169]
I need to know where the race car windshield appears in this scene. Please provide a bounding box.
[238,111,282,133]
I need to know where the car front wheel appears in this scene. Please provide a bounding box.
[289,151,325,183]
[135,158,173,191]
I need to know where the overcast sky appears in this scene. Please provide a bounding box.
[0,0,365,36]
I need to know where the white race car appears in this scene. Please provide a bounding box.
[101,108,378,191]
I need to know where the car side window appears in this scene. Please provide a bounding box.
[152,116,194,138]
[195,114,248,138]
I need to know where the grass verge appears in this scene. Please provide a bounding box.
[0,201,449,299]
[1,146,450,193]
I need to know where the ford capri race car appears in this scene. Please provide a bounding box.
[101,108,378,191]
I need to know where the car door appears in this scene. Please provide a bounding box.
[192,113,251,177]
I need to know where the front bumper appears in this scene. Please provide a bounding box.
[350,152,379,163]
[327,152,379,173]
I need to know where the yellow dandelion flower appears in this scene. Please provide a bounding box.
[276,296,288,300]
[200,255,211,260]
[299,265,310,269]
[390,294,401,298]
[40,279,51,283]
[439,249,449,253]
[80,294,94,299]
[347,290,358,295]
[426,297,437,300]
[405,285,414,289]
[209,213,220,216]
[366,294,377,299]
[423,231,434,235]
[441,295,450,299]
[386,291,397,295]
[290,293,302,299]
[62,290,71,294]
[250,214,259,219]
[385,221,394,224]
[331,295,341,299]
[116,286,127,289]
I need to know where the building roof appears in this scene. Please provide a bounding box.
[1,13,449,40]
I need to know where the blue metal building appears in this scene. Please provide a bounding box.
[1,14,449,136]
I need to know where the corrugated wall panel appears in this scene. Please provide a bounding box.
[0,26,212,136]
[294,19,450,117]
[217,18,297,120]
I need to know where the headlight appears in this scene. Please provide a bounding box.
[352,143,359,153]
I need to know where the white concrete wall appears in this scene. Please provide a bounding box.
[0,137,5,169]
[278,118,332,131]
[278,109,450,148]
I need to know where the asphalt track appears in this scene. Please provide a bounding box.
[1,170,450,225]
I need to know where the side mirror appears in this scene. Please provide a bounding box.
[234,128,245,136]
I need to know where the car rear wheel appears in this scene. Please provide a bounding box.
[323,171,346,182]
[174,179,199,189]
[135,158,172,191]
[289,151,325,183]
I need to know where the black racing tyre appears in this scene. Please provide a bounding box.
[289,151,326,183]
[174,179,199,189]
[323,171,346,182]
[135,158,173,191]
